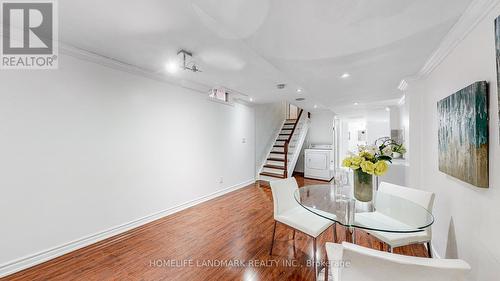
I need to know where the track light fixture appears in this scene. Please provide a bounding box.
[177,49,202,73]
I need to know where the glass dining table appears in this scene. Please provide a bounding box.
[294,184,434,243]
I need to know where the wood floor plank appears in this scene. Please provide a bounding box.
[2,176,428,281]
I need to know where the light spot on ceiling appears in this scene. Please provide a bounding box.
[199,50,246,71]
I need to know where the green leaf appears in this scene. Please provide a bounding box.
[377,155,393,163]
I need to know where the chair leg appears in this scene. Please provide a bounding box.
[324,259,329,281]
[332,223,337,243]
[426,242,432,258]
[269,221,277,255]
[313,237,317,281]
[292,230,296,255]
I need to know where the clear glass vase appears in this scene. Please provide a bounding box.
[353,169,373,202]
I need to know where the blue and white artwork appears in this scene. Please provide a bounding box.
[437,81,489,188]
[495,16,500,142]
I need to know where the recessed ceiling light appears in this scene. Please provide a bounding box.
[297,88,302,93]
[249,97,254,102]
[353,102,359,106]
[341,73,350,79]
[165,60,179,74]
[385,107,391,112]
[314,105,318,109]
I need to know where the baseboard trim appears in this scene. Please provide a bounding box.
[0,178,255,278]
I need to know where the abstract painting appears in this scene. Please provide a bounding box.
[495,16,500,142]
[437,81,489,188]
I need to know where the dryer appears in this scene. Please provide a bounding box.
[304,144,334,181]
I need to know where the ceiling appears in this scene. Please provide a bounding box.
[59,0,473,114]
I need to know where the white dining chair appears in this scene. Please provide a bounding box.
[324,242,471,281]
[269,178,335,278]
[366,182,435,257]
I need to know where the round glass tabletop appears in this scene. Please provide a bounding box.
[294,184,434,233]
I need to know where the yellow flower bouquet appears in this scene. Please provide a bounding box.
[342,145,391,176]
[342,145,392,202]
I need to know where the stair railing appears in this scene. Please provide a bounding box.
[287,111,310,177]
[283,109,303,178]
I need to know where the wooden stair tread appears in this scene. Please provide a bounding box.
[269,151,285,154]
[260,172,285,178]
[263,165,285,170]
[267,157,285,161]
[279,133,291,136]
[273,145,285,147]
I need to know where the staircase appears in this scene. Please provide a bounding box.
[259,109,309,181]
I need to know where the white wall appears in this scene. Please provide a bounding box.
[339,119,351,161]
[0,54,256,273]
[255,102,286,172]
[408,5,500,280]
[399,97,410,161]
[295,110,334,172]
[389,106,401,130]
[345,118,366,154]
[307,111,335,144]
[389,101,410,161]
[365,109,391,145]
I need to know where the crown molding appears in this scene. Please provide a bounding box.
[418,0,500,77]
[59,43,250,102]
[59,43,210,94]
[0,35,252,103]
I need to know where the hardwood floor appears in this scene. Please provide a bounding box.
[2,176,428,281]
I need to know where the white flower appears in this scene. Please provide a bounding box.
[381,146,392,156]
[359,145,377,155]
[367,146,378,154]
